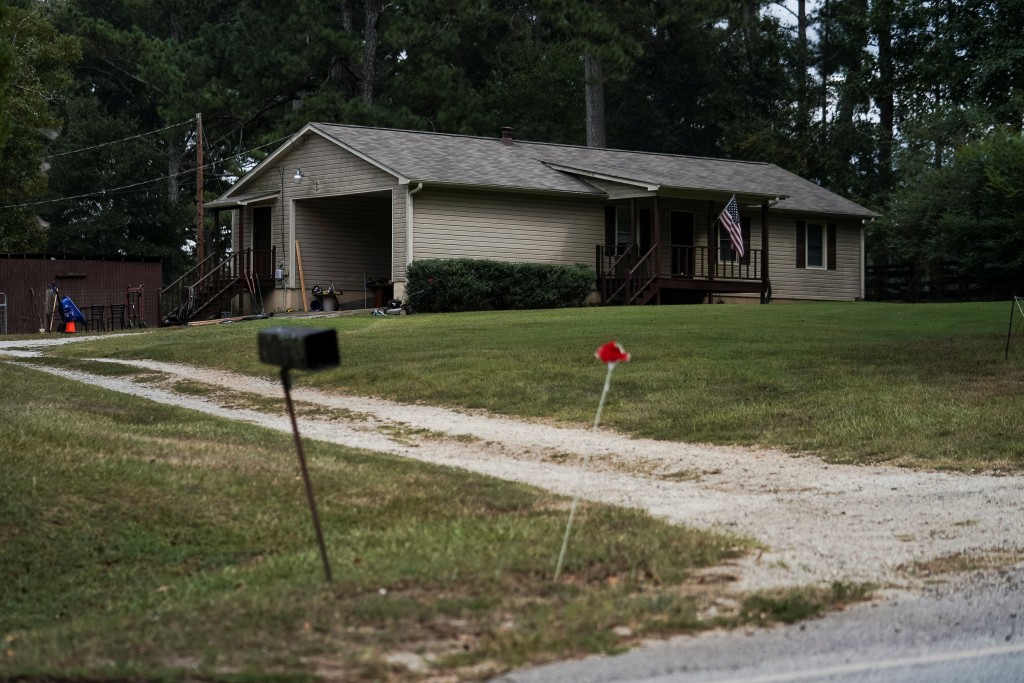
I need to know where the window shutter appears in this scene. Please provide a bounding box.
[827,223,837,270]
[796,221,806,269]
[740,216,752,265]
[604,206,615,246]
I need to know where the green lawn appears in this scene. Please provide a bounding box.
[53,301,1024,472]
[0,362,869,681]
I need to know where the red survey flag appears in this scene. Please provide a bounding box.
[595,340,630,367]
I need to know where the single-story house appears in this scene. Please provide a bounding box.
[206,123,878,312]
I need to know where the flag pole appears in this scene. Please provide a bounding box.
[1006,296,1024,359]
[554,341,629,582]
[554,363,616,581]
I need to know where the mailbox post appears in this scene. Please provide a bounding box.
[258,327,340,582]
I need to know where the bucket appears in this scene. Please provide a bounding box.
[309,298,324,312]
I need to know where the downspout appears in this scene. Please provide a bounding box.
[861,221,867,300]
[406,183,423,267]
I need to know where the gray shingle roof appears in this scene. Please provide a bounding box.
[309,123,878,218]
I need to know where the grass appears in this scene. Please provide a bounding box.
[898,549,1024,578]
[49,301,1024,472]
[0,361,869,681]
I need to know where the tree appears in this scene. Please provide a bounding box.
[39,97,192,271]
[0,1,13,149]
[879,128,1024,296]
[517,0,649,147]
[0,1,79,252]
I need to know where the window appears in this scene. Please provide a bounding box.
[796,221,837,270]
[806,223,824,268]
[616,206,632,246]
[604,205,633,256]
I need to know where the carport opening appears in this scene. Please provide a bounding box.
[292,191,392,310]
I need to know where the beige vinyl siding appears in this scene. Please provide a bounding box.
[414,190,604,265]
[768,217,862,301]
[261,134,396,196]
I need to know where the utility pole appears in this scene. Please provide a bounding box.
[196,112,205,270]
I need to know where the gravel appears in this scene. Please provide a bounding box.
[4,335,1023,593]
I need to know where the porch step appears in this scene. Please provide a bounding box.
[191,278,249,320]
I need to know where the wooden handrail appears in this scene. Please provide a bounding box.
[161,252,221,298]
[161,248,277,324]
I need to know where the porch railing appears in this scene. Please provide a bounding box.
[598,244,762,282]
[161,248,275,323]
[597,243,636,303]
[597,242,764,305]
[666,245,761,281]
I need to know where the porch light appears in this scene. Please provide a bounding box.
[293,167,319,191]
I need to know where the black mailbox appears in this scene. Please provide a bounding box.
[258,327,339,371]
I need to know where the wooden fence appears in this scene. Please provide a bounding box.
[864,262,984,302]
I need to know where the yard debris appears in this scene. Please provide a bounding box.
[186,313,271,327]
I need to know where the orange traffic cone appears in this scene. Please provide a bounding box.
[65,320,76,333]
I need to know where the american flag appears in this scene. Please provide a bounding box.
[719,195,744,258]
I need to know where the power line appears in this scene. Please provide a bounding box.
[1,135,290,211]
[42,119,196,160]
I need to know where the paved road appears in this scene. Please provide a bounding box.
[493,567,1024,683]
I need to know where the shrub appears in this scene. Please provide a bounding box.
[406,259,595,312]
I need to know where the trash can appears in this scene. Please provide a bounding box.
[322,295,337,312]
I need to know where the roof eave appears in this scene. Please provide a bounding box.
[771,204,881,220]
[206,190,280,210]
[658,186,791,205]
[407,180,606,198]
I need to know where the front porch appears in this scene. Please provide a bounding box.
[595,197,772,305]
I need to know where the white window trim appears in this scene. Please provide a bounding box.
[615,205,632,246]
[806,222,827,270]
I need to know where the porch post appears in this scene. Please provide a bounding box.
[653,196,661,303]
[706,200,716,303]
[653,196,661,246]
[761,200,770,304]
[238,207,245,254]
[631,198,636,242]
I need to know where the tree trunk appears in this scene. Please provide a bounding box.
[795,0,809,173]
[341,0,353,32]
[873,0,894,179]
[821,0,829,128]
[167,142,180,205]
[584,49,605,148]
[362,0,382,106]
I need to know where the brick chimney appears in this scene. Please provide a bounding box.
[501,126,514,145]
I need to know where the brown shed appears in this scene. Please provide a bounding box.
[0,254,162,335]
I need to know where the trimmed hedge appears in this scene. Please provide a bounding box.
[405,259,596,312]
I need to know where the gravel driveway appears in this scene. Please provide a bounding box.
[4,335,1023,593]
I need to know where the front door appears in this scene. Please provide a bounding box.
[670,212,695,276]
[252,206,273,277]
